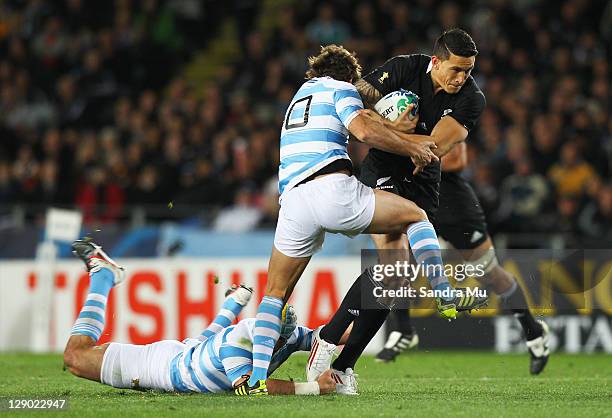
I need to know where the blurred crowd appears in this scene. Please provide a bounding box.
[0,0,610,243]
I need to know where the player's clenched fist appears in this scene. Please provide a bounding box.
[316,369,336,394]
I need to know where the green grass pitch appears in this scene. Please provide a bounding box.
[0,352,610,417]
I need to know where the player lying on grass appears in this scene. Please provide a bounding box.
[63,239,343,396]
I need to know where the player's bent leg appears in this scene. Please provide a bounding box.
[307,270,385,383]
[461,237,542,334]
[369,191,488,317]
[366,189,428,234]
[63,338,109,382]
[198,285,253,342]
[457,237,512,294]
[65,239,124,382]
[266,246,311,302]
[247,246,311,392]
[460,236,549,374]
[246,178,324,394]
[368,190,451,294]
[370,233,419,362]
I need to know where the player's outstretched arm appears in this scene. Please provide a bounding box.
[233,371,336,395]
[267,370,336,395]
[348,109,438,168]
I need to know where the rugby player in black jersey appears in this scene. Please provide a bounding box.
[306,30,549,391]
[376,139,549,375]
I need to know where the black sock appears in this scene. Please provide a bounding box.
[319,269,382,345]
[319,279,361,344]
[386,308,413,336]
[500,281,543,340]
[332,308,390,371]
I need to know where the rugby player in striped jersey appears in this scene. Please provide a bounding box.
[63,239,341,396]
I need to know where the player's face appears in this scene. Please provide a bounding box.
[432,53,475,94]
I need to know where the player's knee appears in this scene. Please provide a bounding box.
[63,347,83,377]
[401,203,428,225]
[416,207,428,221]
[485,266,514,292]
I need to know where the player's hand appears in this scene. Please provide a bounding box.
[391,104,419,133]
[409,141,438,175]
[316,369,336,394]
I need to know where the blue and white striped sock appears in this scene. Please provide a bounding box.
[249,296,283,385]
[199,296,244,341]
[70,268,114,341]
[407,220,454,300]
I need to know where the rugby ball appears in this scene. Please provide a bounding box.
[374,89,419,121]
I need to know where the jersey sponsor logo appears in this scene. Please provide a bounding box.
[419,122,427,130]
[376,176,391,187]
[470,230,484,243]
[442,108,453,116]
[378,72,389,83]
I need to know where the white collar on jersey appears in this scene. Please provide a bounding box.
[426,59,433,73]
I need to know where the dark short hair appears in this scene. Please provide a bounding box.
[306,45,362,83]
[433,28,478,60]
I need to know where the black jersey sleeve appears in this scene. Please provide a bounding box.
[444,87,486,132]
[362,54,422,96]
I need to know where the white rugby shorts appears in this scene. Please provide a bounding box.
[274,173,375,257]
[101,340,187,392]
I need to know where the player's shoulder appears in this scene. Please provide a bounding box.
[388,53,431,69]
[314,77,356,92]
[458,76,486,106]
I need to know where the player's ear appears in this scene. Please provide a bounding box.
[431,56,440,70]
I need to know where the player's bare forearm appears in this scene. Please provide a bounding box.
[265,379,298,395]
[430,116,469,157]
[404,117,469,158]
[350,110,436,160]
[233,375,311,396]
[441,141,467,172]
[354,79,382,109]
[266,377,335,395]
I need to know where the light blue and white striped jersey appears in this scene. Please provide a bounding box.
[169,318,313,393]
[279,76,364,199]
